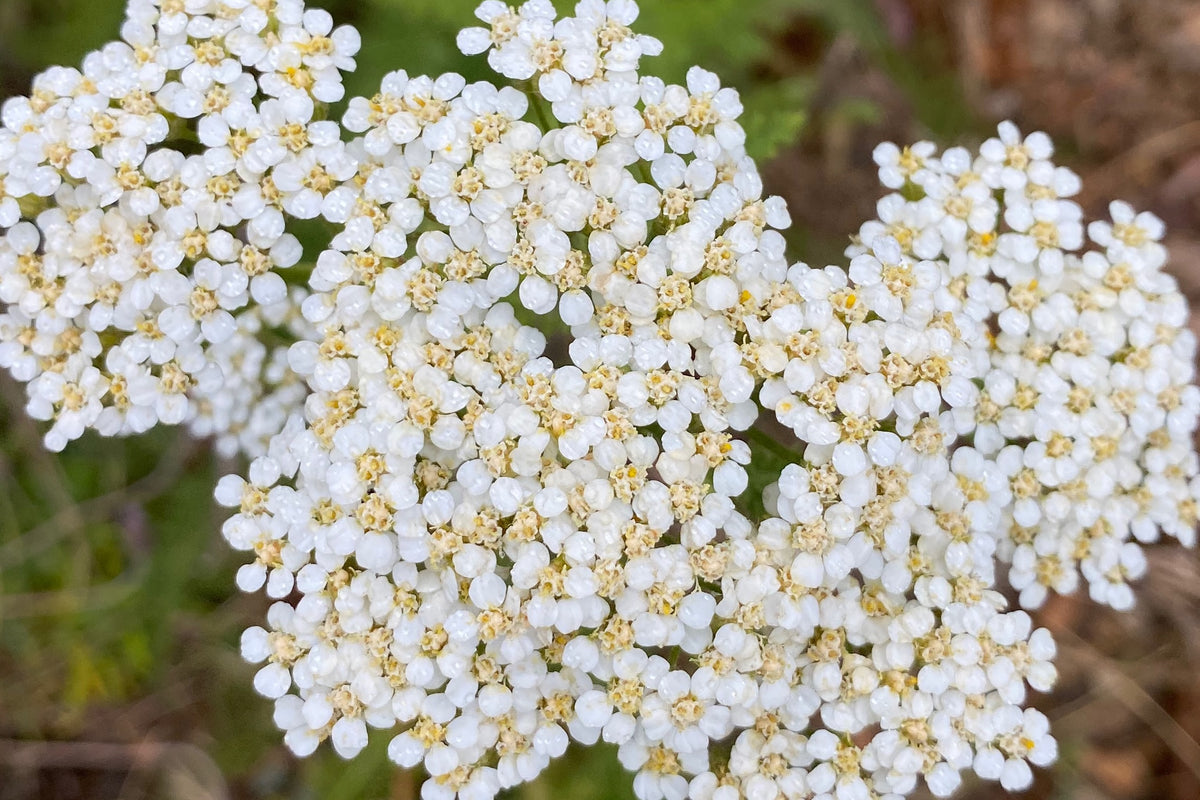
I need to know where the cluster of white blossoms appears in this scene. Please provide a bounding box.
[0,0,358,454]
[4,1,1198,800]
[215,2,1171,800]
[862,124,1200,611]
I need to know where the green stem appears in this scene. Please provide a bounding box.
[635,161,654,186]
[164,112,199,145]
[16,194,49,219]
[744,425,802,465]
[525,83,555,133]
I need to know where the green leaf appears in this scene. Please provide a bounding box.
[741,76,814,162]
[305,731,395,800]
[0,0,127,73]
[512,743,635,800]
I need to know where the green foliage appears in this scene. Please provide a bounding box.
[787,0,888,48]
[740,77,812,163]
[304,733,396,800]
[632,0,795,86]
[519,743,636,800]
[0,0,127,74]
[0,399,205,728]
[341,0,498,99]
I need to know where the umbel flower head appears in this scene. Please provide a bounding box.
[213,2,1200,800]
[0,0,360,456]
[2,2,1198,800]
[861,125,1200,612]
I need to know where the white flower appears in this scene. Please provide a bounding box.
[0,2,1179,799]
[0,0,361,453]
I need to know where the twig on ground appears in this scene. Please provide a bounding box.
[0,433,200,569]
[0,739,230,800]
[1057,627,1200,782]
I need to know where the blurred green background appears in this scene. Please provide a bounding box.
[4,1,1200,799]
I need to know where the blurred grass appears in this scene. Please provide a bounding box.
[0,1,985,799]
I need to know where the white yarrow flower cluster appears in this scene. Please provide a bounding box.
[4,1,1197,799]
[212,3,1187,800]
[860,122,1200,612]
[0,0,360,454]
